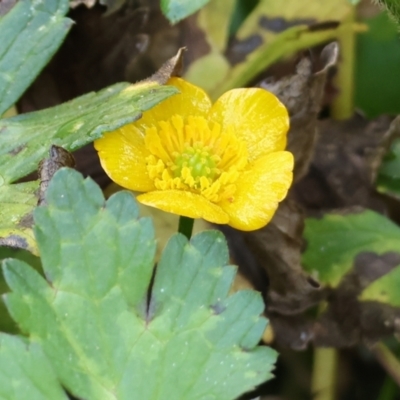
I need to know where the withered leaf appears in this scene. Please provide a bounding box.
[240,200,326,316]
[296,114,394,210]
[38,146,76,206]
[312,251,400,347]
[0,146,75,254]
[259,251,400,349]
[0,181,39,255]
[145,47,185,84]
[260,41,338,182]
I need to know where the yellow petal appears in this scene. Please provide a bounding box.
[94,125,154,192]
[134,77,212,130]
[219,151,294,231]
[210,88,289,161]
[137,190,229,224]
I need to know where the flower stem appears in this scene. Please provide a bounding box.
[178,216,194,240]
[330,8,356,120]
[370,342,400,388]
[311,347,338,400]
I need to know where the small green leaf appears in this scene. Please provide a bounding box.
[360,264,400,306]
[376,138,400,198]
[161,0,210,24]
[0,180,39,254]
[0,334,67,399]
[2,168,276,400]
[0,82,177,184]
[0,247,42,333]
[302,210,400,287]
[0,0,72,116]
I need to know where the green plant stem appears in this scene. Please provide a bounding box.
[370,342,400,388]
[210,21,366,100]
[311,347,338,400]
[331,8,356,120]
[178,216,194,240]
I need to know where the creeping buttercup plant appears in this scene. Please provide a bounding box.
[0,1,287,399]
[3,0,400,399]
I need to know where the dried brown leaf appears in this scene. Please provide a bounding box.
[38,146,76,206]
[145,47,185,84]
[295,114,394,211]
[260,42,338,182]
[242,200,327,316]
[266,249,400,348]
[0,0,17,15]
[312,251,400,346]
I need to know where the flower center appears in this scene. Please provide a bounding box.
[173,145,218,181]
[144,115,248,203]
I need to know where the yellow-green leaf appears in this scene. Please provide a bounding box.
[0,180,39,255]
[360,265,400,307]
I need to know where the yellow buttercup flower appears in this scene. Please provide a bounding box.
[94,77,293,231]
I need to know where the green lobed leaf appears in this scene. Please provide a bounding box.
[355,12,400,118]
[0,82,177,184]
[0,334,67,400]
[0,247,42,334]
[376,138,400,198]
[0,180,39,254]
[160,0,210,24]
[360,264,400,306]
[0,0,72,116]
[302,210,400,287]
[2,168,276,400]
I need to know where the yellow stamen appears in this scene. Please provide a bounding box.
[144,115,248,203]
